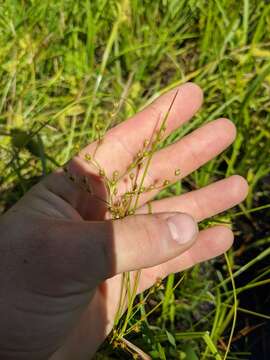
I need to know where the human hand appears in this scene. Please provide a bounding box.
[0,83,248,359]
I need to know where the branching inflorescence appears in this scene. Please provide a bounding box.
[64,91,182,358]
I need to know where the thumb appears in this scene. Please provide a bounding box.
[109,212,198,275]
[69,212,198,280]
[57,213,198,283]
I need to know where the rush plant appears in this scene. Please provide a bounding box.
[63,91,186,358]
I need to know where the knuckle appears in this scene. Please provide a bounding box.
[190,194,205,220]
[182,138,201,165]
[148,102,163,121]
[137,215,161,253]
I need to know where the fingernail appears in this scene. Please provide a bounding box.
[167,214,198,244]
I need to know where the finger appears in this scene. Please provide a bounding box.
[78,83,203,177]
[117,118,236,205]
[109,212,198,275]
[137,175,248,221]
[138,225,234,292]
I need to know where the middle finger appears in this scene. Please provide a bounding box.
[116,118,236,208]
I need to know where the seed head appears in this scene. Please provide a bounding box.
[133,324,140,333]
[137,151,143,159]
[84,154,91,161]
[99,169,105,177]
[161,125,167,132]
[113,170,119,180]
[163,180,170,186]
[128,162,136,170]
[143,139,150,147]
[155,130,164,141]
[120,341,126,349]
[155,277,163,288]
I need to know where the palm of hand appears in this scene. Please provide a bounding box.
[0,83,248,360]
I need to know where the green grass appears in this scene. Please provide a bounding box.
[0,0,270,359]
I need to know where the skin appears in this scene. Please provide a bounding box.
[0,83,248,359]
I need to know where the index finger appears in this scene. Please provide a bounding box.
[79,82,203,177]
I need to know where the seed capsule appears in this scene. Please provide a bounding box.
[137,151,143,159]
[163,180,170,186]
[128,162,136,170]
[99,169,105,177]
[113,170,119,180]
[133,324,140,333]
[84,154,91,161]
[120,341,126,349]
[143,139,150,147]
[155,277,163,288]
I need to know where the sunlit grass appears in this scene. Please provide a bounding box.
[0,0,269,358]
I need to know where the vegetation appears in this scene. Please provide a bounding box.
[0,0,269,359]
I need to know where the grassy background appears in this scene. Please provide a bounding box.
[0,0,270,359]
